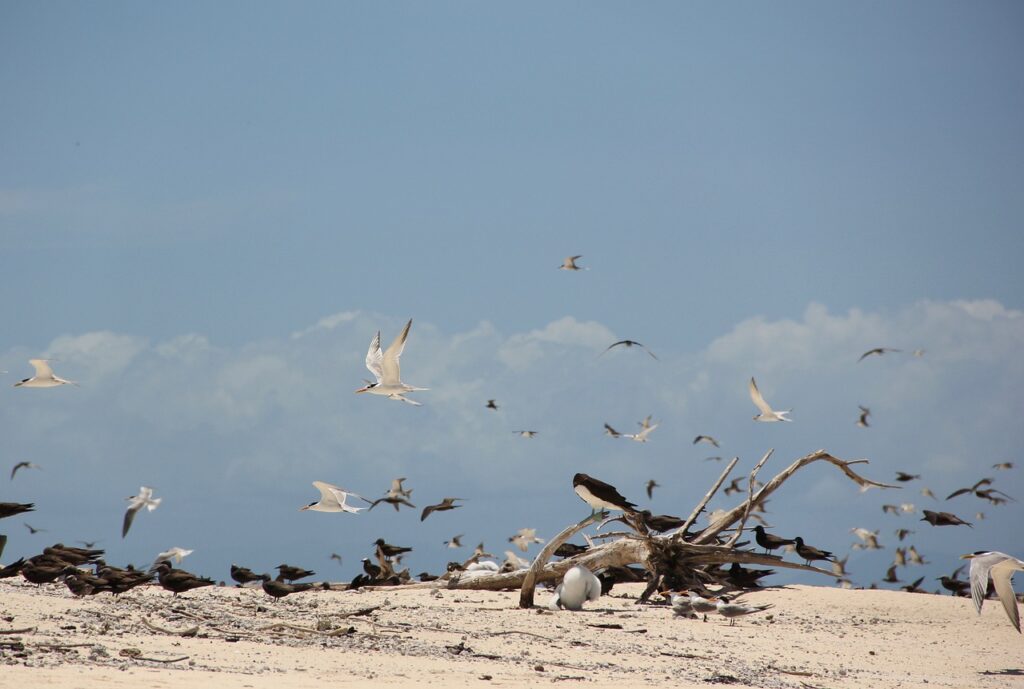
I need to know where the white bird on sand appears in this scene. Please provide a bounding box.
[155,547,193,565]
[715,596,774,625]
[300,481,370,513]
[961,551,1024,633]
[122,486,161,538]
[748,378,792,422]
[355,319,427,406]
[549,565,602,611]
[14,359,77,388]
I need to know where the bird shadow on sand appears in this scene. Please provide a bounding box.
[980,669,1024,677]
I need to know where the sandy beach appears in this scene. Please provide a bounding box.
[1,578,1020,688]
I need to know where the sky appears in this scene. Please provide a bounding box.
[1,2,1022,592]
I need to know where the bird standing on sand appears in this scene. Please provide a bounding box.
[122,487,161,538]
[276,564,315,582]
[230,564,269,586]
[961,551,1024,633]
[262,578,320,600]
[355,319,428,406]
[14,359,78,388]
[549,565,602,611]
[749,378,792,422]
[715,596,773,625]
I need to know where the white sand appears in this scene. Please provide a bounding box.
[0,579,1019,688]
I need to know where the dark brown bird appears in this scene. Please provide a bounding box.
[485,399,498,411]
[261,578,320,600]
[856,406,871,427]
[368,496,417,512]
[10,461,41,480]
[361,558,382,579]
[23,522,45,534]
[900,576,926,593]
[154,561,215,595]
[275,564,315,582]
[693,435,720,448]
[793,537,834,566]
[638,510,685,533]
[645,479,659,499]
[895,472,920,482]
[937,575,971,596]
[946,478,993,500]
[553,543,589,558]
[230,564,270,586]
[894,528,914,541]
[753,525,795,554]
[858,347,902,362]
[882,565,902,583]
[420,498,463,522]
[21,562,74,584]
[920,510,972,527]
[374,539,412,559]
[0,558,26,579]
[726,562,775,589]
[600,340,658,360]
[0,502,35,520]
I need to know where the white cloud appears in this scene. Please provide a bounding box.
[290,310,361,339]
[497,316,616,369]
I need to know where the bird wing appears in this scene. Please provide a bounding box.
[381,319,412,386]
[11,462,27,480]
[970,555,993,615]
[748,378,774,415]
[122,506,139,538]
[857,349,881,362]
[364,331,383,383]
[421,505,436,522]
[29,359,54,378]
[991,558,1024,632]
[946,487,972,500]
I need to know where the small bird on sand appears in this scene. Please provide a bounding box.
[421,498,464,522]
[961,551,1024,633]
[122,487,161,538]
[14,359,78,388]
[275,564,315,582]
[573,473,638,517]
[716,596,773,625]
[230,564,270,586]
[153,562,214,596]
[748,378,792,422]
[262,578,320,601]
[549,565,602,611]
[921,510,972,527]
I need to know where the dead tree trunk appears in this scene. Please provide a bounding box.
[372,449,898,605]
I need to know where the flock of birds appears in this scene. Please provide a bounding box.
[1,257,1021,633]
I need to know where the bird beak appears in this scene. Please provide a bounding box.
[354,386,370,393]
[959,553,976,560]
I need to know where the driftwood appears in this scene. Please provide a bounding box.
[377,449,896,603]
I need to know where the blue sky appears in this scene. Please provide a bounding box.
[1,3,1022,590]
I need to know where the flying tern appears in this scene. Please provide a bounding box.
[961,551,1024,633]
[122,486,161,538]
[355,319,427,406]
[558,255,587,271]
[301,481,370,513]
[748,378,792,422]
[14,359,78,388]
